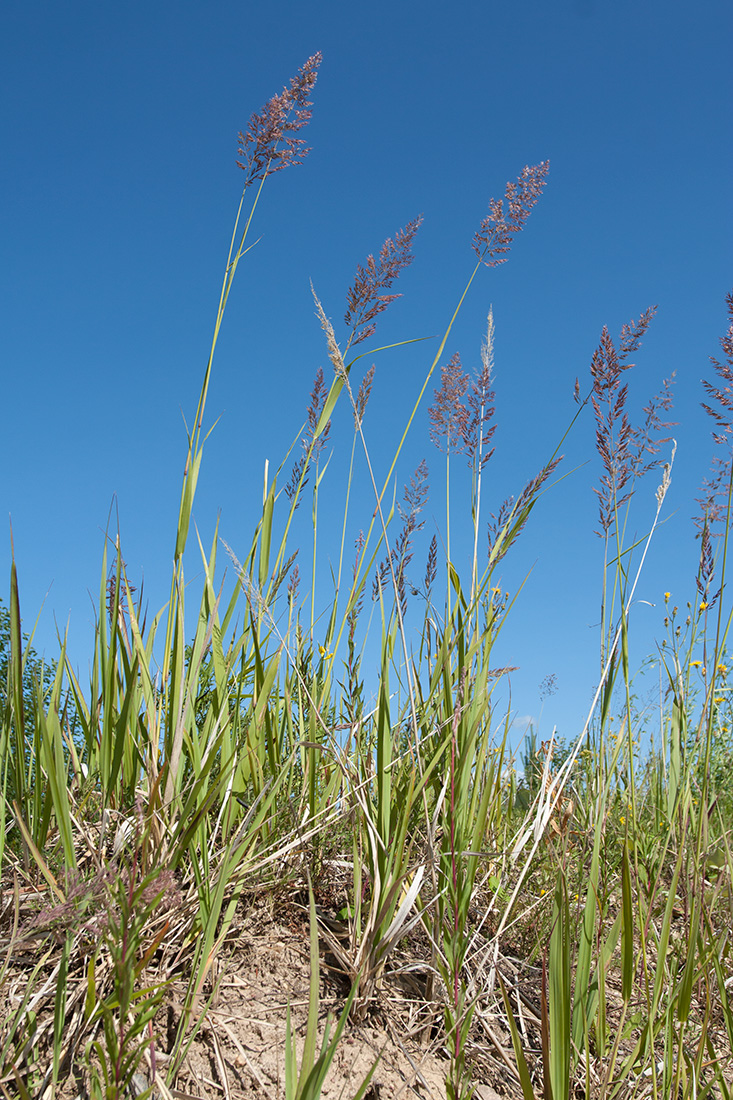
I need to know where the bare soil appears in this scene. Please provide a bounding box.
[127,895,513,1100]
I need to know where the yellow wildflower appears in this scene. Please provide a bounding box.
[664,591,671,602]
[691,660,702,668]
[700,601,709,611]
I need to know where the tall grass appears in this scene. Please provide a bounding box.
[1,54,732,1100]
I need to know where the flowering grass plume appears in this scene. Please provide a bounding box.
[285,367,331,504]
[464,310,496,472]
[589,307,676,535]
[694,455,731,538]
[354,364,376,427]
[344,217,423,346]
[421,533,438,598]
[429,353,470,453]
[373,460,429,617]
[429,341,496,468]
[701,289,733,445]
[693,291,733,599]
[473,161,550,266]
[305,367,331,461]
[236,52,322,185]
[487,455,562,565]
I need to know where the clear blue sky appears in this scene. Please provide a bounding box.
[2,0,731,749]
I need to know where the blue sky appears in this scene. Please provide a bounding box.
[2,0,731,749]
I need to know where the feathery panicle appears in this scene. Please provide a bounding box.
[429,320,497,469]
[372,559,391,603]
[481,305,495,377]
[287,562,300,603]
[373,461,429,617]
[487,456,562,565]
[693,514,721,611]
[655,442,674,510]
[696,526,714,594]
[305,367,330,459]
[348,532,366,628]
[463,310,497,470]
[313,287,347,379]
[423,534,438,596]
[271,549,299,602]
[473,162,550,266]
[344,217,423,346]
[589,308,672,536]
[236,53,322,185]
[428,353,470,452]
[355,364,376,427]
[701,290,733,445]
[693,294,733,587]
[486,499,514,562]
[285,456,307,504]
[694,454,732,538]
[284,367,332,506]
[618,308,657,363]
[399,458,430,526]
[539,673,558,700]
[631,375,676,477]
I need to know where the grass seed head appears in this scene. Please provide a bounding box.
[236,52,322,185]
[473,161,550,266]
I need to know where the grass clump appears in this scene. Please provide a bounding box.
[2,54,733,1100]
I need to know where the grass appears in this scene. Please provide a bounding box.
[1,53,733,1099]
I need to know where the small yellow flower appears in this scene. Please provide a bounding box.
[715,696,725,706]
[717,663,727,674]
[691,660,702,668]
[318,644,334,660]
[700,601,709,611]
[664,591,671,602]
